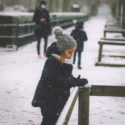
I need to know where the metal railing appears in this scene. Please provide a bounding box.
[0,12,88,49]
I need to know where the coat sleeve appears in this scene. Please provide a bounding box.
[33,8,39,24]
[46,10,52,34]
[42,57,77,88]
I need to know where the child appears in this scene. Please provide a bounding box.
[32,27,88,125]
[71,21,88,69]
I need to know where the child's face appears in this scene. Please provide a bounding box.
[64,46,76,59]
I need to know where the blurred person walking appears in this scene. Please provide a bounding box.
[71,21,88,69]
[33,0,51,58]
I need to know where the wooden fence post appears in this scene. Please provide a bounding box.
[98,42,103,62]
[78,86,90,125]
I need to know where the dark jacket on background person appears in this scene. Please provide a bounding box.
[33,6,51,38]
[71,22,88,52]
[32,42,77,115]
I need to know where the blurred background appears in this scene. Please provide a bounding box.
[0,0,119,16]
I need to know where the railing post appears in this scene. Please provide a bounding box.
[104,30,106,38]
[78,86,90,125]
[98,42,103,62]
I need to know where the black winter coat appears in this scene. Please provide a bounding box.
[32,42,77,115]
[71,28,88,52]
[33,7,51,38]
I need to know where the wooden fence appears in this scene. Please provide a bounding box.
[95,40,125,67]
[56,84,125,125]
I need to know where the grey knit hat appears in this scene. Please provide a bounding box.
[53,26,77,52]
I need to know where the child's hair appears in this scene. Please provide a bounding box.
[60,53,65,63]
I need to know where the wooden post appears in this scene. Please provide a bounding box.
[104,31,106,38]
[78,86,90,125]
[98,42,103,62]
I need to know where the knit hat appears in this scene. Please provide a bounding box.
[53,26,77,52]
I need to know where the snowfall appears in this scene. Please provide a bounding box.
[0,15,125,125]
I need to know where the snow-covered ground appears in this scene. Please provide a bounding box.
[0,16,125,125]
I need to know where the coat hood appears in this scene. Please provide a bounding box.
[46,42,60,57]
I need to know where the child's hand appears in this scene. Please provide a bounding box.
[77,75,81,80]
[76,75,88,86]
